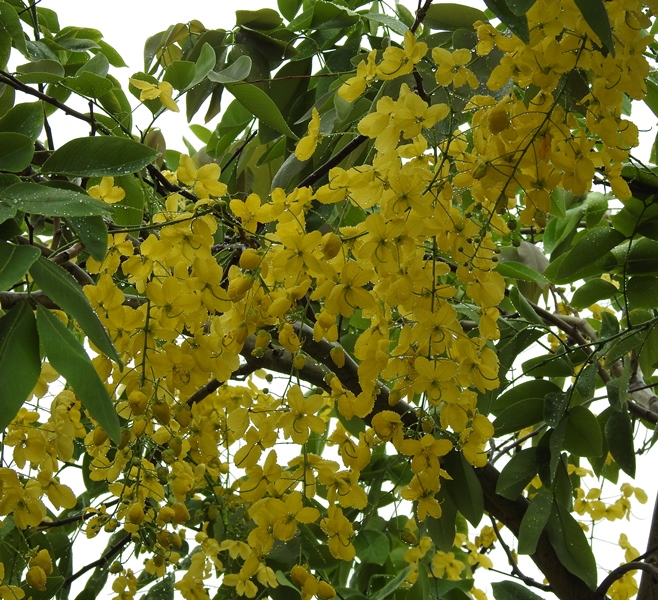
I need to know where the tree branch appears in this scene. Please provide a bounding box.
[62,532,130,589]
[639,485,658,600]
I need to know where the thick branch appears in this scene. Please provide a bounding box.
[638,487,658,600]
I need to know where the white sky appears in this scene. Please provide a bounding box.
[26,1,658,596]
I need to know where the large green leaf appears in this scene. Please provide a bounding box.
[0,240,40,291]
[492,581,544,600]
[67,216,108,262]
[353,529,389,566]
[0,2,28,56]
[236,9,283,30]
[546,502,597,589]
[493,397,544,435]
[110,175,145,226]
[207,56,253,84]
[563,406,603,457]
[496,448,538,500]
[627,275,658,309]
[36,305,120,444]
[225,82,298,139]
[571,278,618,309]
[42,137,159,177]
[496,261,547,285]
[548,227,625,284]
[492,380,562,415]
[424,3,487,30]
[362,13,408,35]
[604,409,636,477]
[573,0,615,56]
[164,60,196,91]
[442,452,484,526]
[0,132,34,172]
[0,302,40,432]
[29,256,121,365]
[0,182,111,217]
[64,72,114,98]
[0,103,44,140]
[518,489,553,555]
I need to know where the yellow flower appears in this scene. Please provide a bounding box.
[377,30,428,80]
[88,177,125,204]
[129,78,179,112]
[280,385,326,445]
[295,108,321,161]
[176,154,227,199]
[320,506,355,561]
[431,551,465,580]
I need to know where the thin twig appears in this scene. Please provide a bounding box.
[489,517,553,592]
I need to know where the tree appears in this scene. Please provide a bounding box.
[1,0,658,598]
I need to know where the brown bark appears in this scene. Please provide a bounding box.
[638,488,658,600]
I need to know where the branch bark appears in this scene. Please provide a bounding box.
[638,488,658,600]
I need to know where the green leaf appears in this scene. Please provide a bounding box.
[493,380,563,415]
[505,0,538,16]
[164,60,196,91]
[522,352,574,377]
[36,305,120,444]
[627,275,658,309]
[564,406,603,457]
[67,216,108,262]
[509,287,544,325]
[15,59,64,84]
[225,82,297,139]
[0,2,28,57]
[111,175,145,227]
[424,490,457,552]
[0,302,40,432]
[64,72,113,98]
[493,397,544,436]
[0,240,40,290]
[207,56,253,84]
[29,256,121,365]
[1,182,111,217]
[368,565,414,600]
[42,137,159,177]
[551,227,625,284]
[543,391,569,428]
[309,1,359,29]
[97,40,127,68]
[442,452,484,526]
[0,132,33,172]
[0,103,44,141]
[424,3,488,30]
[605,409,636,477]
[492,581,544,600]
[362,13,408,35]
[573,0,615,56]
[482,0,529,43]
[518,489,553,555]
[495,448,538,500]
[353,529,389,565]
[496,261,547,285]
[571,278,618,309]
[189,43,217,88]
[546,502,597,589]
[236,9,283,30]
